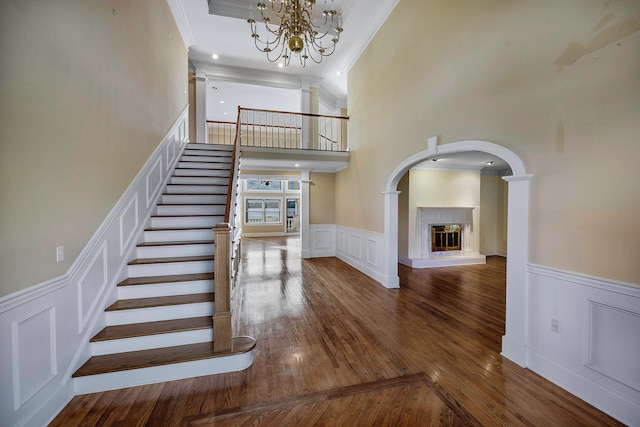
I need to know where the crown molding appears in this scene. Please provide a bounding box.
[340,0,399,72]
[192,61,309,90]
[167,0,196,48]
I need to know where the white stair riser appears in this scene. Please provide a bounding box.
[144,228,214,242]
[156,205,226,216]
[106,302,214,325]
[91,329,213,356]
[150,216,220,229]
[128,260,214,278]
[162,194,227,204]
[170,176,230,185]
[180,155,231,163]
[73,352,253,395]
[177,161,230,169]
[184,149,232,157]
[174,169,230,178]
[165,184,228,194]
[136,243,214,259]
[117,279,214,299]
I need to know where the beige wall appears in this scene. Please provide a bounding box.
[0,0,188,296]
[339,0,640,283]
[407,170,481,259]
[309,172,335,224]
[397,173,410,260]
[480,175,509,256]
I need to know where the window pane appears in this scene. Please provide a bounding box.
[245,179,281,191]
[264,209,280,222]
[264,200,280,209]
[287,181,300,191]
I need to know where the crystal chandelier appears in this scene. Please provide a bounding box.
[248,0,343,67]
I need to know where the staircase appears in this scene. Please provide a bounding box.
[73,143,255,394]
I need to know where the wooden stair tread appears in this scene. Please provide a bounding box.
[163,193,226,196]
[152,214,221,217]
[137,240,215,247]
[145,227,212,231]
[168,183,228,187]
[91,316,213,342]
[106,293,214,311]
[73,337,256,377]
[117,273,214,287]
[128,255,213,265]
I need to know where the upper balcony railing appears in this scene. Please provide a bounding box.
[207,107,348,152]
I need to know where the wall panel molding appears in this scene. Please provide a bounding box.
[309,224,336,257]
[12,306,57,411]
[77,242,108,332]
[119,194,139,256]
[335,226,384,283]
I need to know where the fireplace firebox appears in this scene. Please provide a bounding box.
[431,224,462,252]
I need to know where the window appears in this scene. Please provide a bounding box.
[287,180,301,191]
[245,179,281,191]
[245,198,282,224]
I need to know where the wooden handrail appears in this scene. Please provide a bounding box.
[240,107,349,121]
[206,120,237,125]
[208,120,301,131]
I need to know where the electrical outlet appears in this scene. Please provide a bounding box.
[56,246,64,263]
[551,318,560,333]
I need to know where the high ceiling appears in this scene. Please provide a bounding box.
[176,0,399,102]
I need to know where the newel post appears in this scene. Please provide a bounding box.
[213,223,232,352]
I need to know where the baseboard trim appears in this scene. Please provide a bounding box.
[528,349,640,426]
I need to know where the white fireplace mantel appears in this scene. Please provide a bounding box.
[411,207,486,268]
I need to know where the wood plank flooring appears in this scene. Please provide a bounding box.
[51,237,622,426]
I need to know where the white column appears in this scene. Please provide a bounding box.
[382,191,401,288]
[501,174,533,367]
[300,170,311,258]
[194,72,208,143]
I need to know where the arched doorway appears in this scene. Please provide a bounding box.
[381,138,532,367]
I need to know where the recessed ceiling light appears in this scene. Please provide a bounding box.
[278,63,284,68]
[294,163,300,167]
[212,54,219,59]
[220,100,224,104]
[485,161,494,165]
[336,71,342,76]
[224,112,228,116]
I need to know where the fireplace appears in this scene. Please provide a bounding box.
[408,207,485,268]
[431,224,462,252]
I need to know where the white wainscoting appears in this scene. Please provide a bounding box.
[335,225,385,284]
[0,107,189,427]
[526,264,640,426]
[308,224,336,258]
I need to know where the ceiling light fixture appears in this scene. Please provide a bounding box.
[485,161,494,165]
[248,0,343,68]
[212,53,219,59]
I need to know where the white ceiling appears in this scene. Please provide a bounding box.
[414,151,512,175]
[179,0,399,101]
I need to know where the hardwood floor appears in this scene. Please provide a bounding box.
[51,237,621,426]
